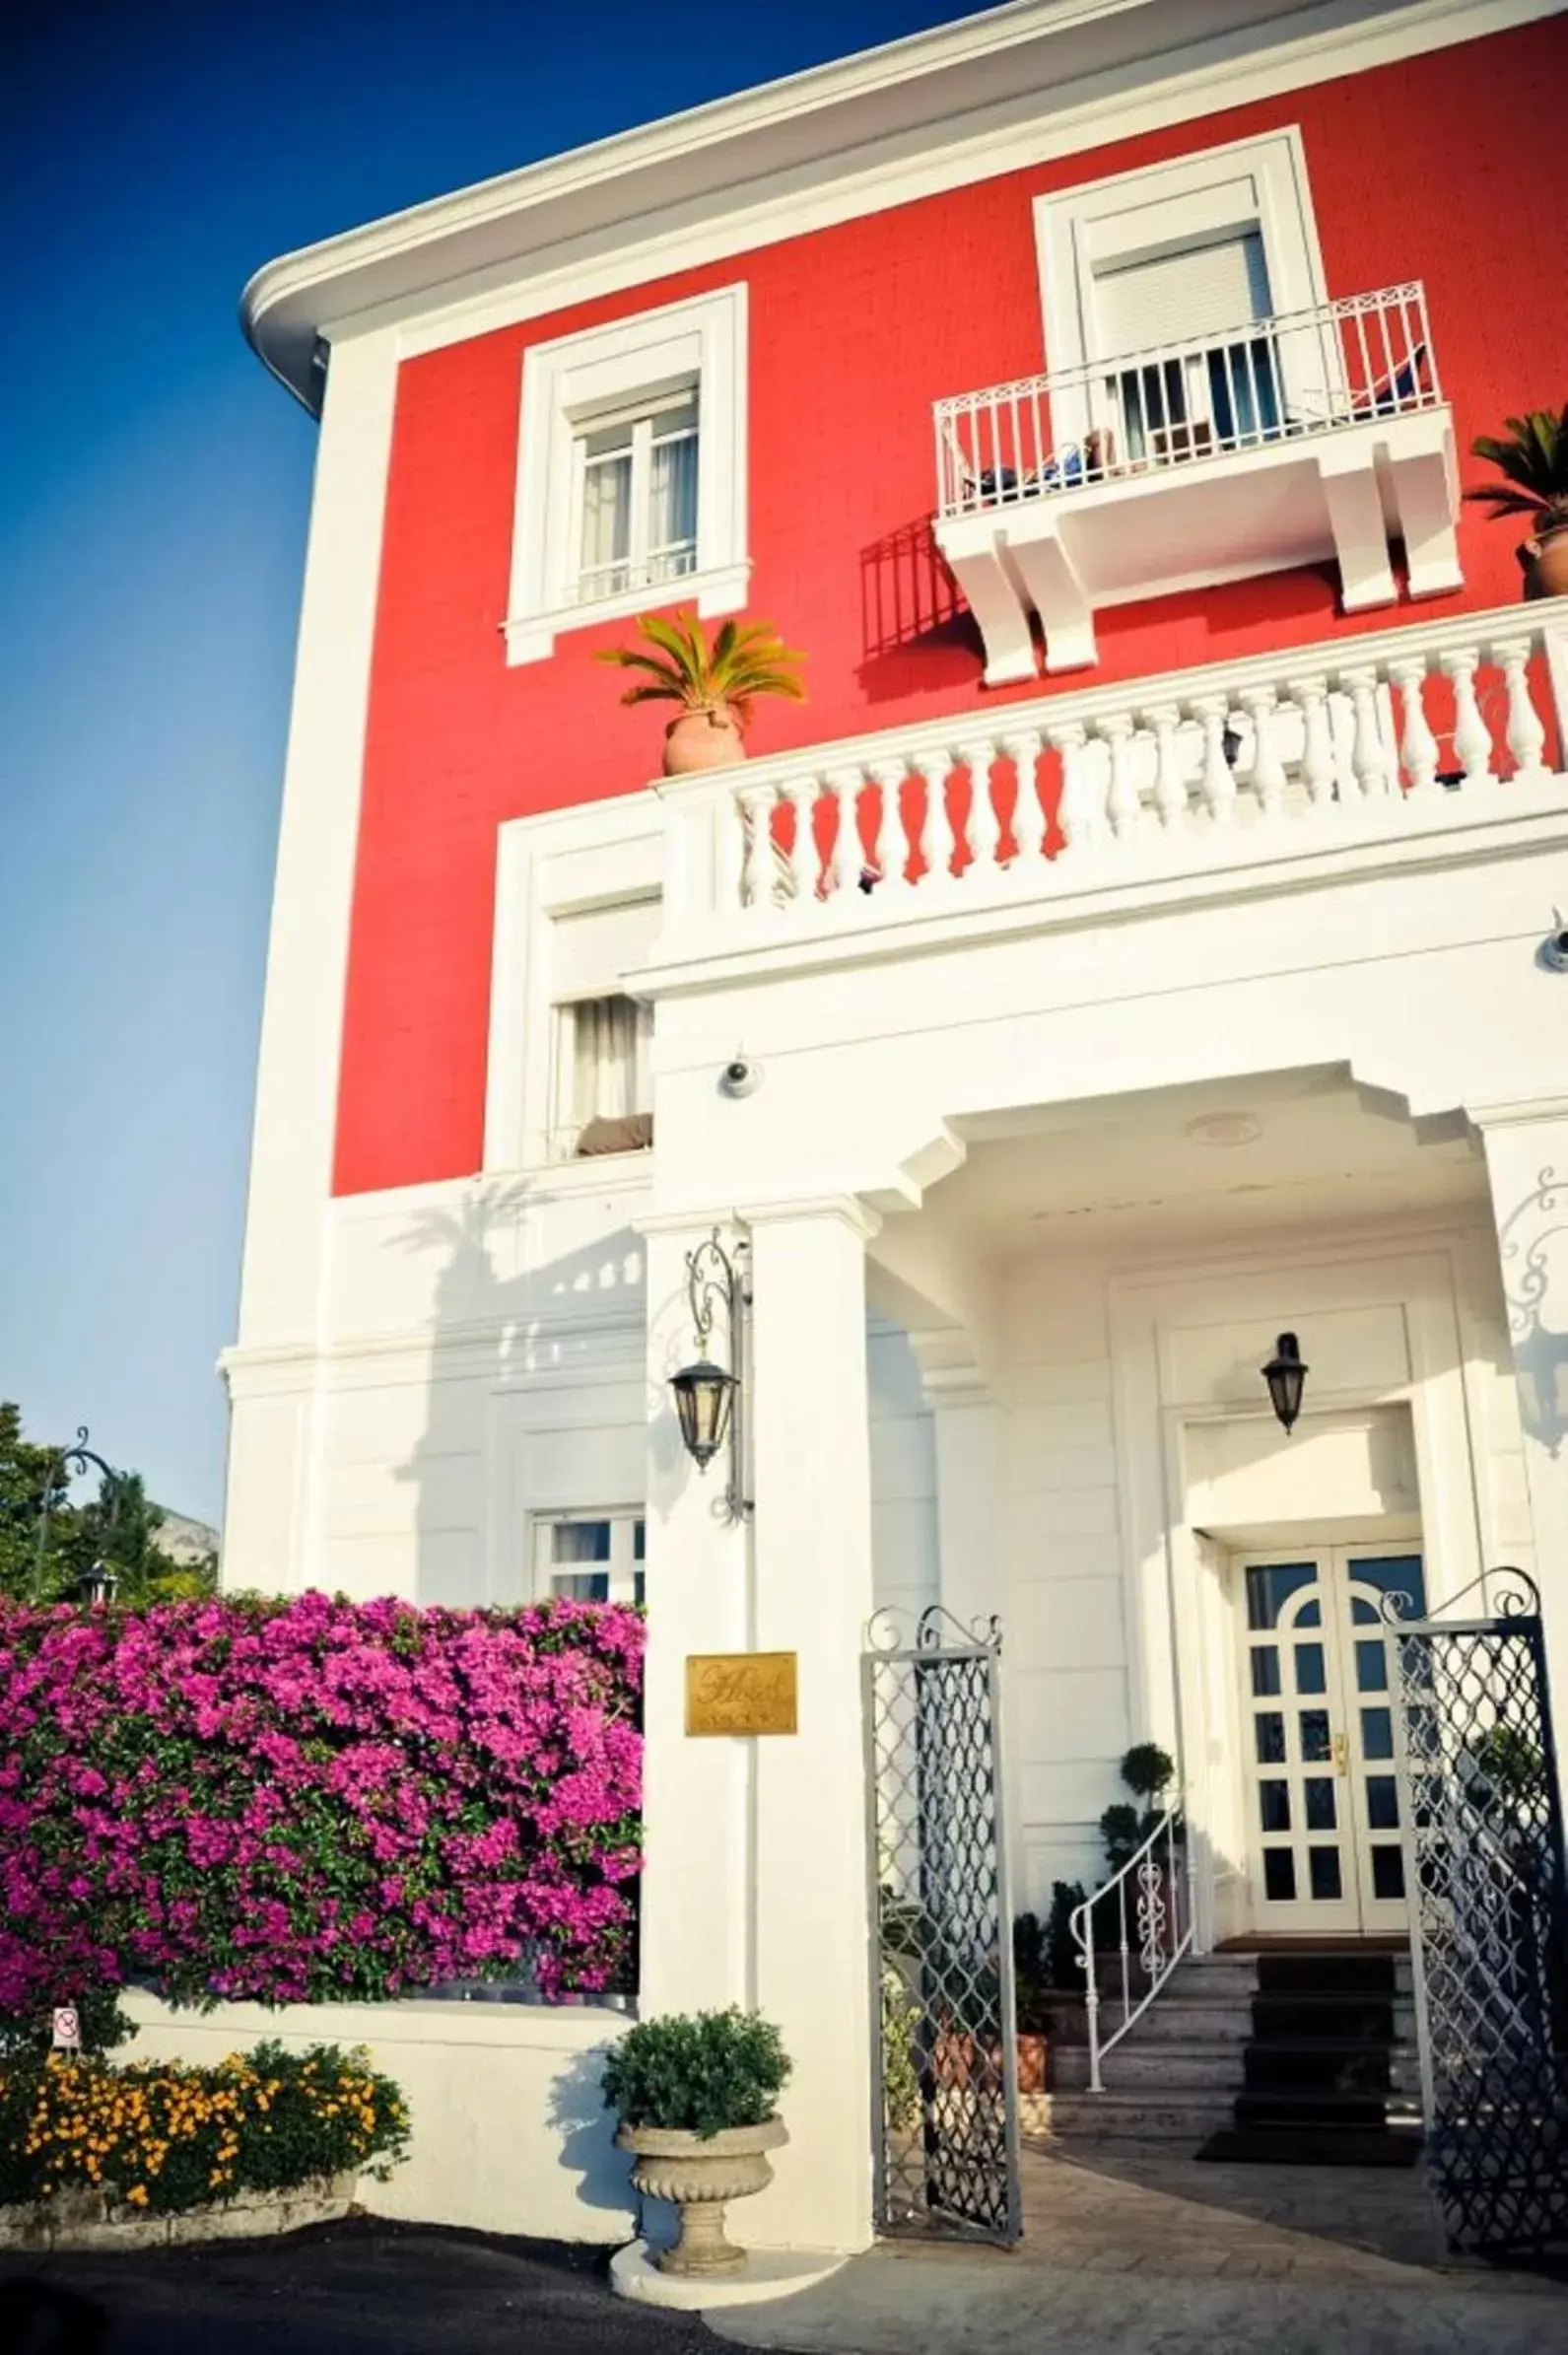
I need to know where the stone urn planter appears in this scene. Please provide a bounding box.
[617,2117,787,2276]
[1522,523,1568,600]
[661,703,747,775]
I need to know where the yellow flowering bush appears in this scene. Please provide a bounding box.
[0,2041,408,2217]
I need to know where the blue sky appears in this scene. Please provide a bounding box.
[0,0,984,1526]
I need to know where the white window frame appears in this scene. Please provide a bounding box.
[572,386,701,606]
[504,284,749,665]
[530,1508,646,1607]
[1032,129,1329,453]
[484,794,666,1176]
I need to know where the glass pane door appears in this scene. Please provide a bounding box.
[1239,1556,1361,1932]
[1337,1550,1426,1926]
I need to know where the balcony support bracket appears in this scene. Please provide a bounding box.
[1317,444,1398,614]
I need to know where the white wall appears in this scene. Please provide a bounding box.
[120,1991,634,2243]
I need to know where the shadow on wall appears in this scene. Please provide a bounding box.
[857,514,986,704]
[550,2043,646,2227]
[386,1184,655,1610]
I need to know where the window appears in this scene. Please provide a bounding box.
[506,284,749,663]
[547,896,659,1160]
[575,389,699,604]
[553,992,653,1159]
[1034,131,1327,463]
[534,1512,645,1606]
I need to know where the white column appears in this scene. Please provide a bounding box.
[638,1219,751,2020]
[1471,1101,1568,1817]
[747,1198,879,2254]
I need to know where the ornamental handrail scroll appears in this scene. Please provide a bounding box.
[1496,1163,1568,1460]
[1378,1565,1541,1631]
[864,1603,1002,1658]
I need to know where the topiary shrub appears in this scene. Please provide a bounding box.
[602,2008,789,2139]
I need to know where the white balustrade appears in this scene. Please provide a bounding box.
[654,602,1568,955]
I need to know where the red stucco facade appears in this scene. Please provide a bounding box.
[335,18,1568,1197]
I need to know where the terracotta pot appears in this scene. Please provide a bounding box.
[1015,2032,1049,2095]
[1522,522,1568,600]
[617,2118,786,2276]
[932,2028,974,2091]
[662,704,747,776]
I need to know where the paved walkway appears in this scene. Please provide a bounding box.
[711,2140,1568,2355]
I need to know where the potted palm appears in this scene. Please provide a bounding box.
[597,611,805,776]
[1466,405,1568,598]
[603,2008,790,2277]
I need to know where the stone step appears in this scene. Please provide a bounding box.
[1034,2088,1238,2143]
[1053,2038,1421,2095]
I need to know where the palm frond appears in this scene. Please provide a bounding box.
[597,607,807,714]
[1468,406,1568,509]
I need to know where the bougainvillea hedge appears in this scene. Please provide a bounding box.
[0,1593,643,2016]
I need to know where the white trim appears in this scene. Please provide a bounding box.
[244,0,1561,405]
[231,326,401,1352]
[503,285,748,663]
[1032,126,1327,444]
[485,792,666,1173]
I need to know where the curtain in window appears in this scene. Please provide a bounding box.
[552,1521,612,1564]
[580,450,632,590]
[648,431,699,579]
[571,995,650,1124]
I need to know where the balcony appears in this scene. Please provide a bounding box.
[932,283,1460,680]
[648,601,1567,980]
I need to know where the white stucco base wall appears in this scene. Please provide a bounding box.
[118,1991,635,2244]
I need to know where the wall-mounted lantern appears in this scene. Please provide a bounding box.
[1261,1333,1309,1433]
[669,1230,752,1522]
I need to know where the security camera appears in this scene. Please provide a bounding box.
[1541,910,1568,974]
[718,1054,763,1099]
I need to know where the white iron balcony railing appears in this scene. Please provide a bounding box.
[650,602,1568,961]
[934,282,1439,521]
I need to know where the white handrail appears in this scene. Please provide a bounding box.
[1069,1806,1196,2095]
[933,280,1438,520]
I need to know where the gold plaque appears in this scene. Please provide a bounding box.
[685,1651,798,1737]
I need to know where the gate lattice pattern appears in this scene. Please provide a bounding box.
[1394,1574,1568,2259]
[863,1608,1020,2245]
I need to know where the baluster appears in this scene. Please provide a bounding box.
[1144,704,1187,829]
[1048,720,1099,854]
[1495,640,1549,786]
[1389,658,1439,794]
[736,784,775,911]
[774,779,811,900]
[822,769,860,897]
[867,760,911,893]
[961,740,1001,873]
[1341,667,1392,798]
[716,785,747,913]
[1242,687,1286,819]
[1287,676,1336,809]
[1001,729,1046,864]
[1192,697,1237,826]
[1119,1877,1130,2035]
[1442,649,1494,785]
[1100,715,1141,840]
[914,753,957,885]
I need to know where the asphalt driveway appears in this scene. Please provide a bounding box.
[0,2219,741,2355]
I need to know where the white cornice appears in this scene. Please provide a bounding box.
[240,0,1560,411]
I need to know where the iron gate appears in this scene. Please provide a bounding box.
[1391,1569,1568,2261]
[863,1606,1020,2244]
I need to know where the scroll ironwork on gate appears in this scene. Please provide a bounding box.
[1389,1568,1568,2261]
[863,1605,1021,2245]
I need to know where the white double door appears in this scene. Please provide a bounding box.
[1237,1545,1426,1935]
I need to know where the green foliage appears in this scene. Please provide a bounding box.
[601,2008,789,2138]
[1043,1882,1088,1990]
[0,1987,136,2066]
[1119,1744,1176,1806]
[1099,1744,1182,1872]
[1466,405,1568,532]
[596,610,806,720]
[0,1403,216,1606]
[1470,1722,1545,1802]
[0,2041,409,2217]
[879,1971,921,2132]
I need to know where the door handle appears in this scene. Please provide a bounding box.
[1331,1731,1350,1777]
